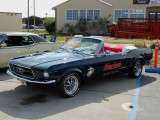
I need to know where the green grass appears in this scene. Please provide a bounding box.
[23,30,48,35]
[46,36,68,43]
[23,30,68,43]
[56,36,67,42]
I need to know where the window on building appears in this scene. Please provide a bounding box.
[94,10,100,20]
[73,10,78,20]
[66,10,72,21]
[114,9,129,21]
[130,9,145,18]
[80,10,86,19]
[87,10,94,21]
[114,9,145,21]
[157,13,160,19]
[149,12,160,19]
[66,9,100,21]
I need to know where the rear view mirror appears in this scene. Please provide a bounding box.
[103,50,110,56]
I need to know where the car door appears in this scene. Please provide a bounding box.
[0,45,32,68]
[96,52,130,79]
[80,56,98,81]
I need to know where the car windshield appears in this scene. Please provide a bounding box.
[59,37,101,55]
[0,34,5,43]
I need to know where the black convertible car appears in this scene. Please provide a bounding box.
[7,36,152,97]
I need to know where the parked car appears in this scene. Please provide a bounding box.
[7,36,152,97]
[22,24,27,29]
[22,24,34,29]
[37,26,45,29]
[0,32,62,68]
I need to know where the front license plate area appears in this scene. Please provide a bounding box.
[18,79,27,86]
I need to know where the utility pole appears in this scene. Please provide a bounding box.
[33,0,36,33]
[27,0,30,32]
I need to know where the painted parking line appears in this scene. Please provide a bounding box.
[130,77,141,120]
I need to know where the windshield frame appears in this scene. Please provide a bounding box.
[58,37,104,56]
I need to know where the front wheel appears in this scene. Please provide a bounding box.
[59,72,81,97]
[128,60,143,78]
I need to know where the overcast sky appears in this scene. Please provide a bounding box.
[0,0,67,18]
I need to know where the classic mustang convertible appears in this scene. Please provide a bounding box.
[0,32,62,68]
[7,36,152,97]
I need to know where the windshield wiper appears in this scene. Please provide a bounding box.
[58,48,69,52]
[72,49,88,55]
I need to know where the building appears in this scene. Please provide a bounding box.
[52,0,160,34]
[0,12,22,32]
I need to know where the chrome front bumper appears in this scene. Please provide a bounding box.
[7,70,56,84]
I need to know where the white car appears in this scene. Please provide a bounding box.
[0,32,62,68]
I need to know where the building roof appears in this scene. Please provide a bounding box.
[52,0,112,10]
[0,12,22,14]
[98,0,112,6]
[52,0,71,10]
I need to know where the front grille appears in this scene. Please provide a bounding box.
[9,63,34,79]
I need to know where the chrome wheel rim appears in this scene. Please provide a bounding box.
[64,75,79,95]
[134,62,142,77]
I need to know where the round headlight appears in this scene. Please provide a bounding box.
[43,71,49,78]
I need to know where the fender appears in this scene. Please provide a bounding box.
[61,68,83,80]
[129,56,144,67]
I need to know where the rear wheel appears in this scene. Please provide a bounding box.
[128,60,143,78]
[59,72,81,97]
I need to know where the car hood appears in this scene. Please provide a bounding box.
[9,52,88,68]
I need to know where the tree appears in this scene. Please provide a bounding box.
[22,16,43,26]
[94,17,110,34]
[43,17,56,34]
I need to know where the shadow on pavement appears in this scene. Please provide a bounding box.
[0,68,12,81]
[0,73,156,119]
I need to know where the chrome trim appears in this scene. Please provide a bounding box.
[10,63,35,79]
[7,70,56,84]
[11,70,35,80]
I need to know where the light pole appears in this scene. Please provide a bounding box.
[33,0,36,33]
[27,0,29,32]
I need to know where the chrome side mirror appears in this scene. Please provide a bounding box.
[105,50,110,54]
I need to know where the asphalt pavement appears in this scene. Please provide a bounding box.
[0,68,159,120]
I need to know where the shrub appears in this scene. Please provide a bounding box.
[92,17,110,34]
[61,16,111,35]
[22,16,43,26]
[43,18,56,34]
[150,42,160,50]
[64,23,75,35]
[76,19,88,33]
